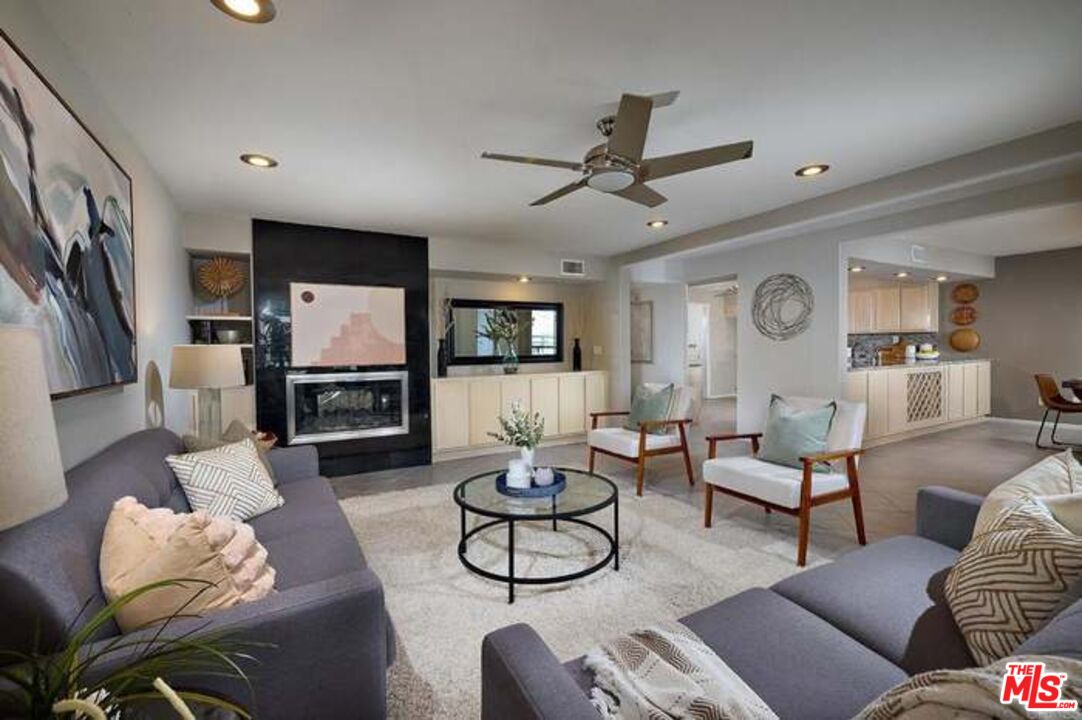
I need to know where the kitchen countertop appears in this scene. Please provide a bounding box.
[848,358,987,372]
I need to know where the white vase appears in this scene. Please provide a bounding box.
[506,458,532,489]
[519,446,535,469]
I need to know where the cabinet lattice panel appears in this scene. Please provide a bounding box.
[907,371,944,424]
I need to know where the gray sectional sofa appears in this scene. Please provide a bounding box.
[0,429,393,719]
[482,486,1082,720]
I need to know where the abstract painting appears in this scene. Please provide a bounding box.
[290,282,405,367]
[751,273,814,341]
[630,300,653,364]
[0,32,135,397]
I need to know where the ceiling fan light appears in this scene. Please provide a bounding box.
[586,169,636,193]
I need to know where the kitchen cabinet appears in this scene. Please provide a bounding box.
[848,290,876,334]
[977,361,991,415]
[866,370,890,439]
[873,287,902,333]
[848,361,988,445]
[900,283,938,332]
[848,279,939,334]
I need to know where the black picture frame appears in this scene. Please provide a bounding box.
[447,299,564,366]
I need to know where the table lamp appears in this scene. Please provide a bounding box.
[0,326,68,531]
[170,344,245,440]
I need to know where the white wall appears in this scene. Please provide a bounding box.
[678,235,842,431]
[430,275,594,375]
[1,2,191,468]
[629,282,688,391]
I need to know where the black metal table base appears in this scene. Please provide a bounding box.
[457,499,619,604]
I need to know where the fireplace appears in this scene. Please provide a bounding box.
[286,371,409,445]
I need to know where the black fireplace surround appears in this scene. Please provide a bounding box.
[253,219,430,475]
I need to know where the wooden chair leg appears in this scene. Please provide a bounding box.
[797,462,813,567]
[635,456,646,497]
[704,484,713,528]
[847,456,867,546]
[678,424,695,486]
[797,504,811,567]
[588,448,596,473]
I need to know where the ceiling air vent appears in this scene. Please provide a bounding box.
[560,259,586,277]
[910,244,930,265]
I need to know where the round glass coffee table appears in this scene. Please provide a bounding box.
[453,468,619,603]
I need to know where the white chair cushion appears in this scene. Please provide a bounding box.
[702,456,850,509]
[589,427,681,458]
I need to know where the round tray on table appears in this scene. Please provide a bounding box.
[495,470,566,498]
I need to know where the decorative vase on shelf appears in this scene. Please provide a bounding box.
[436,338,448,378]
[572,337,582,371]
[501,342,519,374]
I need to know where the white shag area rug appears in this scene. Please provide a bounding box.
[340,482,838,719]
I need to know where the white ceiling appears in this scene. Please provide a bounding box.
[888,202,1082,257]
[38,0,1082,256]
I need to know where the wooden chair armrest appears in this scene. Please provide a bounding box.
[799,448,863,464]
[706,433,762,459]
[638,418,693,430]
[590,410,630,429]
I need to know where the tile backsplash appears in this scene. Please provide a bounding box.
[848,333,938,366]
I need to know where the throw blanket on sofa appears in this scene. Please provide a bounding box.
[856,655,1082,720]
[584,626,777,720]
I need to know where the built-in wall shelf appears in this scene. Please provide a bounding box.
[186,314,253,322]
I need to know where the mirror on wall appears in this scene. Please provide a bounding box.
[447,299,564,365]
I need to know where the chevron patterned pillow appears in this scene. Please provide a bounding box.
[166,438,284,521]
[945,498,1082,665]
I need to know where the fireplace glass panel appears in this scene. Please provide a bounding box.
[287,371,408,444]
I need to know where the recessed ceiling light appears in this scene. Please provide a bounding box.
[936,275,949,282]
[647,219,668,229]
[211,0,276,23]
[795,163,830,178]
[895,271,909,278]
[518,275,530,283]
[240,153,278,168]
[849,266,865,273]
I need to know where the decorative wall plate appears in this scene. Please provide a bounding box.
[951,283,979,304]
[197,257,247,299]
[950,305,978,326]
[949,328,981,352]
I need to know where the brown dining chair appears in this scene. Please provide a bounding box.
[1034,374,1082,449]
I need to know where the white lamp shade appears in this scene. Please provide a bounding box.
[0,325,68,531]
[169,345,245,389]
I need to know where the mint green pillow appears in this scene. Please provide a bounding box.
[757,395,837,471]
[624,384,675,435]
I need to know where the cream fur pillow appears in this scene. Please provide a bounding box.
[974,450,1081,536]
[100,496,276,632]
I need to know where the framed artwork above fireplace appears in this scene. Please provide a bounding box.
[290,282,406,367]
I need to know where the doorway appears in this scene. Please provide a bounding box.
[687,281,738,401]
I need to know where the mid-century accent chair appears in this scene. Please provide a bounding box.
[587,384,697,496]
[702,397,867,566]
[1033,374,1082,449]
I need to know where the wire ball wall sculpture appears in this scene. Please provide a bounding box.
[751,273,814,341]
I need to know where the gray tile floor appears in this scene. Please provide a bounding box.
[331,399,1052,547]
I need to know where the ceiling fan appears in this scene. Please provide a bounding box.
[481,91,753,208]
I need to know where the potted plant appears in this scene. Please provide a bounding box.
[0,579,261,719]
[477,308,520,374]
[489,401,545,477]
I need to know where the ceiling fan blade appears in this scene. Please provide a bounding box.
[648,90,680,109]
[529,178,588,206]
[642,140,754,181]
[607,94,653,162]
[611,183,667,208]
[481,152,583,172]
